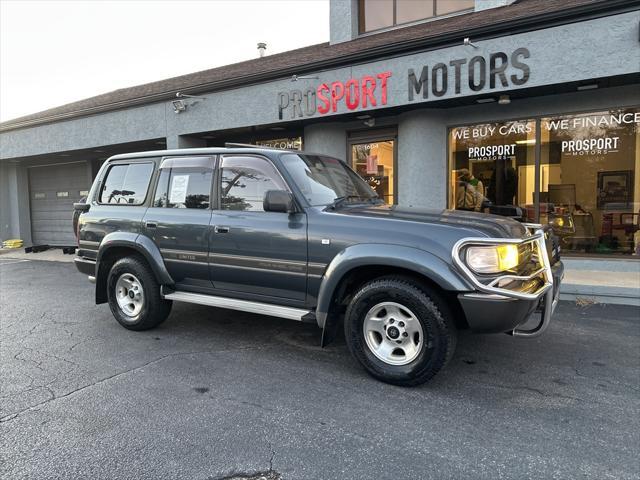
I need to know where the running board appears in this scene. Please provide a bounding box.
[162,290,314,322]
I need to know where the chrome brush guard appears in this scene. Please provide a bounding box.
[452,224,560,338]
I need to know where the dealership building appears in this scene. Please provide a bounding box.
[1,0,639,279]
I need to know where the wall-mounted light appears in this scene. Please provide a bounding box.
[172,92,207,114]
[176,92,206,100]
[476,97,496,104]
[363,118,376,127]
[291,74,319,82]
[172,99,187,114]
[498,94,511,105]
[463,37,479,48]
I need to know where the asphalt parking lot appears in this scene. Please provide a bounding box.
[1,257,639,480]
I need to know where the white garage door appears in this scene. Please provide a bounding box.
[29,162,90,246]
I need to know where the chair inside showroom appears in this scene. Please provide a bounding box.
[612,211,640,253]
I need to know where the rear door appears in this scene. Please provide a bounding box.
[209,154,308,304]
[143,156,215,289]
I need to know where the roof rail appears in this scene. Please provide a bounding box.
[224,142,261,148]
[224,142,297,151]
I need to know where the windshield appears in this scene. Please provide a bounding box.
[280,153,379,206]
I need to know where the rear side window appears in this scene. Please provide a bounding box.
[153,157,214,209]
[100,163,154,205]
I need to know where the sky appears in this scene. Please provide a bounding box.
[0,0,330,122]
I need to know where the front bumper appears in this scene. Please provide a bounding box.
[74,256,96,279]
[453,225,563,338]
[458,260,564,335]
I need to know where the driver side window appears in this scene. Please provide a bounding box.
[219,156,287,212]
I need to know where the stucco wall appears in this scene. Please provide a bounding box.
[397,110,447,207]
[329,0,358,44]
[303,123,348,160]
[0,102,166,160]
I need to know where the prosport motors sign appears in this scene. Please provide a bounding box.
[277,47,531,119]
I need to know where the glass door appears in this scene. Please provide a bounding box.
[349,134,396,204]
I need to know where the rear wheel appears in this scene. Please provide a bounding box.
[344,276,457,386]
[107,256,172,331]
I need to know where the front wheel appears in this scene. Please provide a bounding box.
[107,256,172,331]
[344,277,457,386]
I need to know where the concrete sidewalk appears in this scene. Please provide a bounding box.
[560,258,640,306]
[0,248,75,263]
[1,248,638,306]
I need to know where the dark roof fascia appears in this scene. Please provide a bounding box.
[2,0,638,133]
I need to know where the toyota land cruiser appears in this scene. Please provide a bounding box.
[73,147,563,386]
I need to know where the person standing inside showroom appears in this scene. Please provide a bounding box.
[456,168,485,212]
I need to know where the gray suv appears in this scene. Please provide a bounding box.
[73,147,564,386]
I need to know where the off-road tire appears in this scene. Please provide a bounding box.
[107,256,172,331]
[344,276,457,386]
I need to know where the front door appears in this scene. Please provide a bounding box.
[143,156,215,289]
[209,154,307,304]
[349,134,396,204]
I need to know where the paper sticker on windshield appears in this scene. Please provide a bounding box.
[169,175,189,203]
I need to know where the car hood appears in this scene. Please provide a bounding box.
[332,204,528,238]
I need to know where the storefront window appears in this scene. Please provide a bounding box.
[351,139,395,204]
[448,108,640,256]
[448,120,537,216]
[540,108,639,255]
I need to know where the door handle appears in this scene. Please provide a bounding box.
[145,221,158,229]
[214,225,229,234]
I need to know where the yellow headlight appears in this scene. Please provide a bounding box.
[466,244,520,273]
[496,244,519,271]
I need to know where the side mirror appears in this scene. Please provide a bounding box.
[73,202,90,213]
[263,190,295,213]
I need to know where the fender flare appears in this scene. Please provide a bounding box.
[315,243,472,329]
[95,232,173,303]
